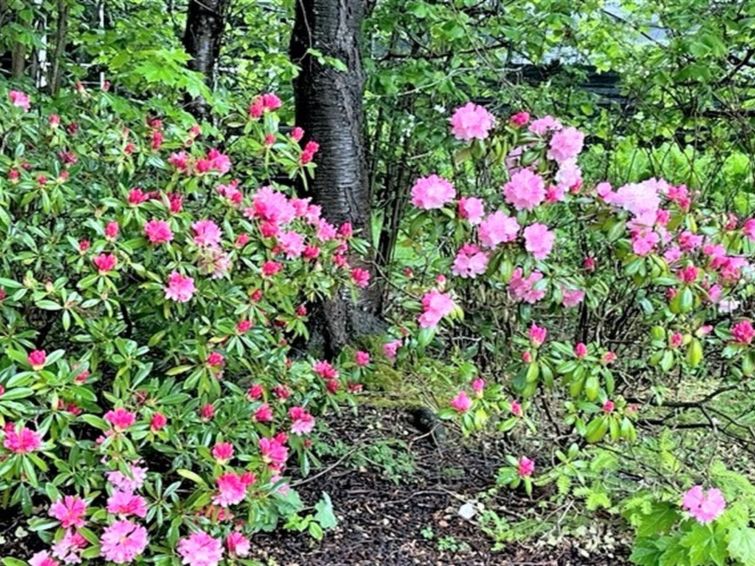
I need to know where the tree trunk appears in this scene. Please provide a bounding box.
[290,0,382,357]
[182,0,228,117]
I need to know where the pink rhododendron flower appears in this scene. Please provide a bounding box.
[574,343,588,358]
[528,323,547,346]
[562,288,585,308]
[29,552,58,566]
[9,90,31,111]
[509,111,530,127]
[212,442,234,463]
[631,229,660,256]
[51,529,87,563]
[510,400,523,417]
[478,211,519,248]
[107,490,147,518]
[105,221,120,240]
[150,412,167,432]
[458,197,485,225]
[523,223,555,260]
[602,351,617,364]
[168,192,183,213]
[677,265,699,284]
[503,169,546,211]
[355,351,371,366]
[471,378,485,397]
[3,423,42,453]
[107,465,147,493]
[254,403,273,423]
[351,267,371,288]
[602,399,615,413]
[206,352,224,368]
[664,246,682,263]
[517,456,535,478]
[583,257,596,272]
[93,253,117,273]
[226,532,251,558]
[289,406,316,435]
[313,360,339,379]
[508,268,546,303]
[290,126,305,142]
[213,471,254,507]
[28,349,47,370]
[192,219,222,247]
[383,339,402,361]
[178,531,223,566]
[164,272,195,302]
[100,520,148,564]
[261,260,283,277]
[528,115,561,135]
[105,407,136,431]
[678,231,703,251]
[731,320,754,345]
[449,102,495,141]
[547,126,584,163]
[452,244,489,279]
[300,140,319,164]
[168,151,190,171]
[743,218,755,241]
[611,180,662,225]
[277,231,305,258]
[144,219,173,245]
[450,391,472,413]
[418,290,456,328]
[554,159,582,192]
[259,436,288,471]
[411,175,456,209]
[49,495,87,528]
[248,187,296,227]
[682,486,726,524]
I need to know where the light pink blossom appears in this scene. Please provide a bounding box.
[682,485,726,524]
[49,495,87,529]
[503,169,546,211]
[418,290,455,328]
[411,175,456,210]
[177,531,223,566]
[479,211,519,248]
[523,223,555,260]
[164,272,196,303]
[449,102,495,141]
[450,391,472,413]
[99,520,149,564]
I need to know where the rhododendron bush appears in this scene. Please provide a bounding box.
[379,102,755,564]
[0,88,369,563]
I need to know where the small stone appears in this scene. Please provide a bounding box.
[458,502,477,520]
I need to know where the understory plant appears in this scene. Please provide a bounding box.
[379,101,755,564]
[0,85,369,564]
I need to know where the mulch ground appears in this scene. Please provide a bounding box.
[250,406,631,566]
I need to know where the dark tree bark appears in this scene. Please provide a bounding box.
[182,0,229,117]
[290,0,383,357]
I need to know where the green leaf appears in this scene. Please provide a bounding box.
[177,469,206,486]
[314,492,338,529]
[728,527,755,566]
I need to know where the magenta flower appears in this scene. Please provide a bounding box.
[253,403,273,423]
[449,102,495,141]
[411,175,456,210]
[259,436,288,471]
[478,211,519,249]
[503,169,546,211]
[602,399,615,413]
[547,126,585,163]
[164,271,196,303]
[313,360,339,379]
[277,230,305,258]
[9,90,30,111]
[107,465,147,493]
[743,218,755,242]
[48,495,87,529]
[261,260,282,277]
[289,406,316,435]
[510,400,523,417]
[29,551,58,566]
[457,196,485,225]
[212,441,234,463]
[574,343,588,358]
[418,289,456,328]
[177,531,224,566]
[51,530,86,563]
[99,520,148,564]
[107,490,147,518]
[105,221,120,240]
[27,349,47,370]
[93,253,117,273]
[104,407,136,431]
[383,339,402,361]
[249,186,296,226]
[450,391,472,413]
[150,412,167,432]
[226,532,251,558]
[3,423,41,453]
[508,268,546,304]
[523,223,555,260]
[517,456,535,478]
[355,351,371,366]
[471,378,485,397]
[682,485,726,524]
[731,320,754,345]
[351,267,371,288]
[144,219,173,245]
[213,471,254,507]
[562,288,585,308]
[509,111,530,127]
[528,323,548,347]
[192,219,222,247]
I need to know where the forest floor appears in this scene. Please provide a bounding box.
[251,406,631,566]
